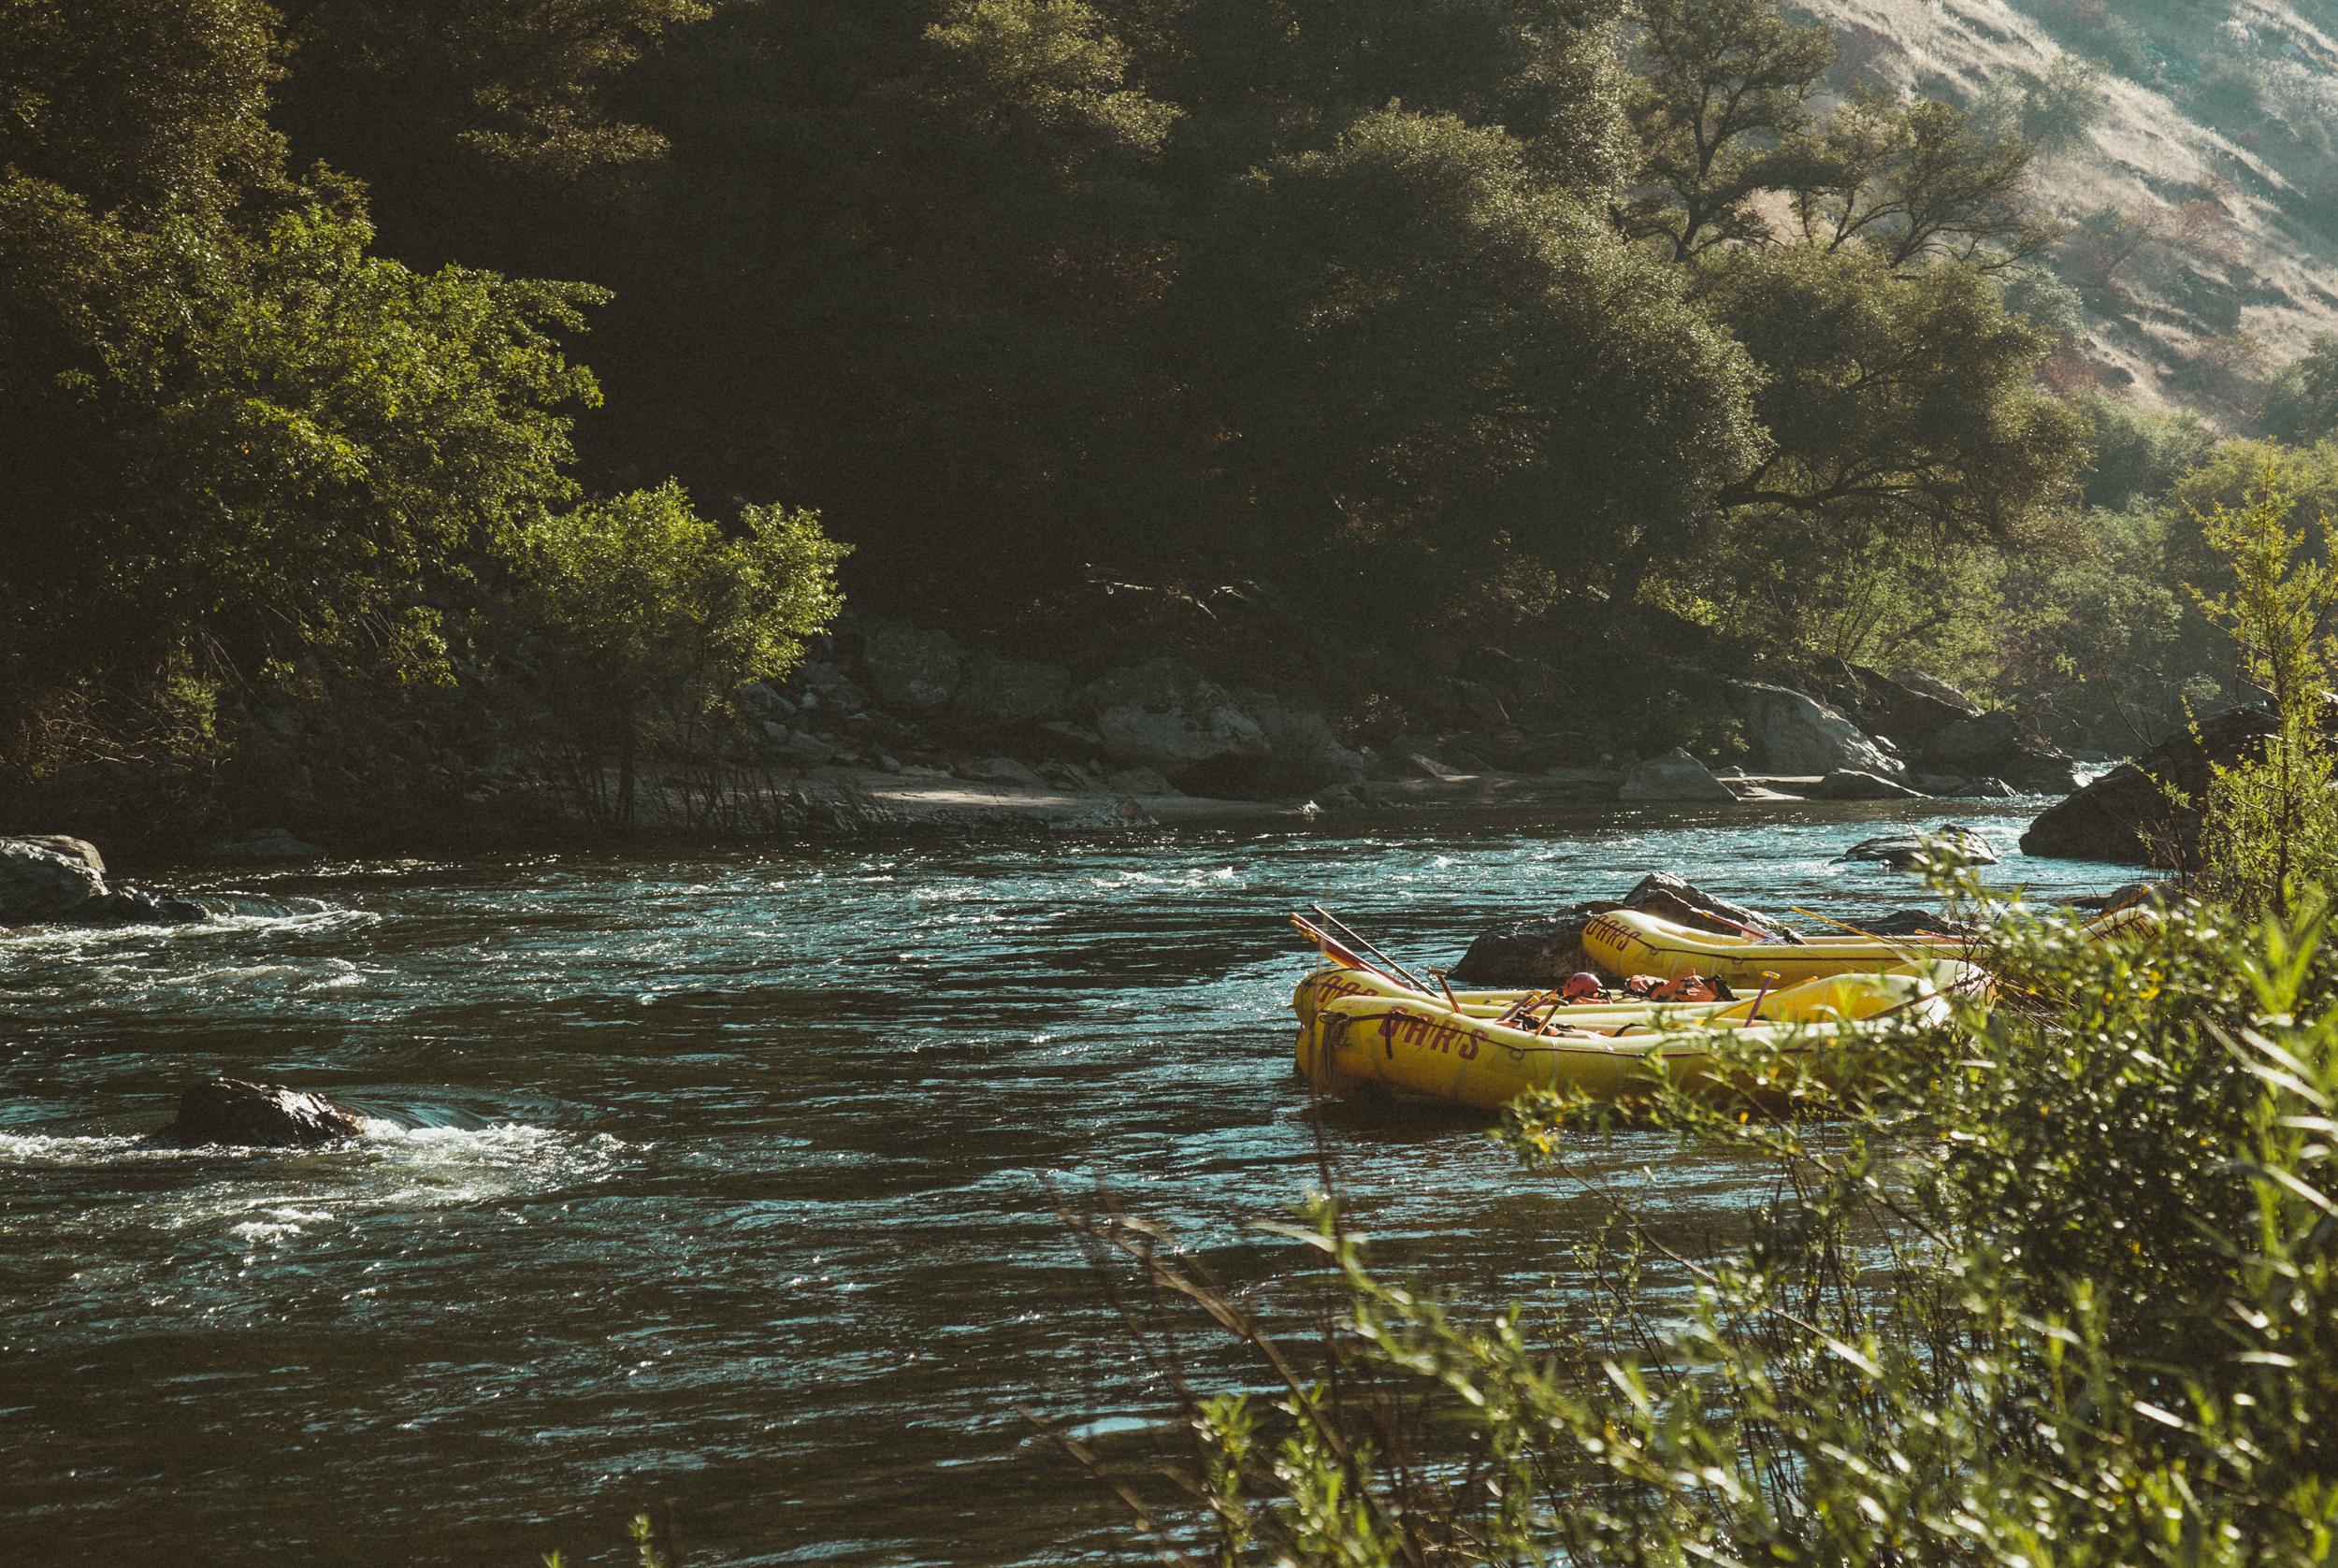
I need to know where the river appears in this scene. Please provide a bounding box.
[0,799,2122,1564]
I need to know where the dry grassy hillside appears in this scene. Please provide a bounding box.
[1797,0,2338,425]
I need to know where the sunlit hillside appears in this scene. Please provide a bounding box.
[1799,0,2338,424]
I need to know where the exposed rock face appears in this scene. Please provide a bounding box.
[1809,769,1927,800]
[1104,766,1177,796]
[1077,660,1269,776]
[1729,682,1903,777]
[1838,824,1999,870]
[960,755,1046,786]
[859,623,966,712]
[1895,669,1984,717]
[152,1077,366,1148]
[1923,712,2080,795]
[947,653,1072,730]
[0,836,109,922]
[792,659,866,715]
[1618,747,1737,802]
[2020,705,2280,866]
[1230,690,1371,791]
[1824,662,1981,752]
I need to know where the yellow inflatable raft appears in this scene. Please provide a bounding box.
[1293,964,1758,1075]
[1305,962,1986,1111]
[1580,903,2156,986]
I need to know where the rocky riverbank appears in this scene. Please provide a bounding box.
[3,612,2190,866]
[701,619,2088,819]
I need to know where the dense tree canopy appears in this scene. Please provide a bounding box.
[0,0,840,827]
[16,0,2256,825]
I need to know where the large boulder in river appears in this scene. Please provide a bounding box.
[1618,748,1737,801]
[151,1077,366,1148]
[2019,704,2281,866]
[1620,871,1792,936]
[0,836,108,922]
[1075,660,1269,777]
[1450,904,1615,985]
[1450,875,1790,984]
[0,836,208,925]
[1838,824,1998,870]
[1728,681,1904,777]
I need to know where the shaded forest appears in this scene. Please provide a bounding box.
[7,0,2338,840]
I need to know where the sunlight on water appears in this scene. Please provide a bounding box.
[0,799,2129,1565]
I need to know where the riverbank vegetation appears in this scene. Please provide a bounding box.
[1062,468,2338,1564]
[9,0,2338,845]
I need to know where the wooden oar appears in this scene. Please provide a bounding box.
[1291,913,1406,986]
[1309,904,1430,993]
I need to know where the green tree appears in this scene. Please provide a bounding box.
[1705,247,2084,543]
[2186,468,2338,914]
[2262,332,2338,446]
[2072,392,2215,511]
[1785,92,2054,273]
[522,484,847,827]
[0,0,610,790]
[277,0,715,181]
[1621,0,1835,258]
[1182,108,1761,610]
[2018,54,2107,151]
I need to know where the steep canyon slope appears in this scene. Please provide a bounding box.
[1800,0,2338,424]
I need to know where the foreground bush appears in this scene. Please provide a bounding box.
[1074,895,2338,1565]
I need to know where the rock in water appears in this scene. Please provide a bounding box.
[0,836,108,922]
[85,885,209,925]
[1450,904,1619,985]
[1858,909,1981,936]
[210,827,326,861]
[1619,872,1791,936]
[152,1077,366,1148]
[1618,748,1737,802]
[1838,825,1999,870]
[2020,705,2287,866]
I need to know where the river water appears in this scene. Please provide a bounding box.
[0,799,2122,1564]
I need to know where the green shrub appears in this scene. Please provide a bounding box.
[1072,887,2338,1566]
